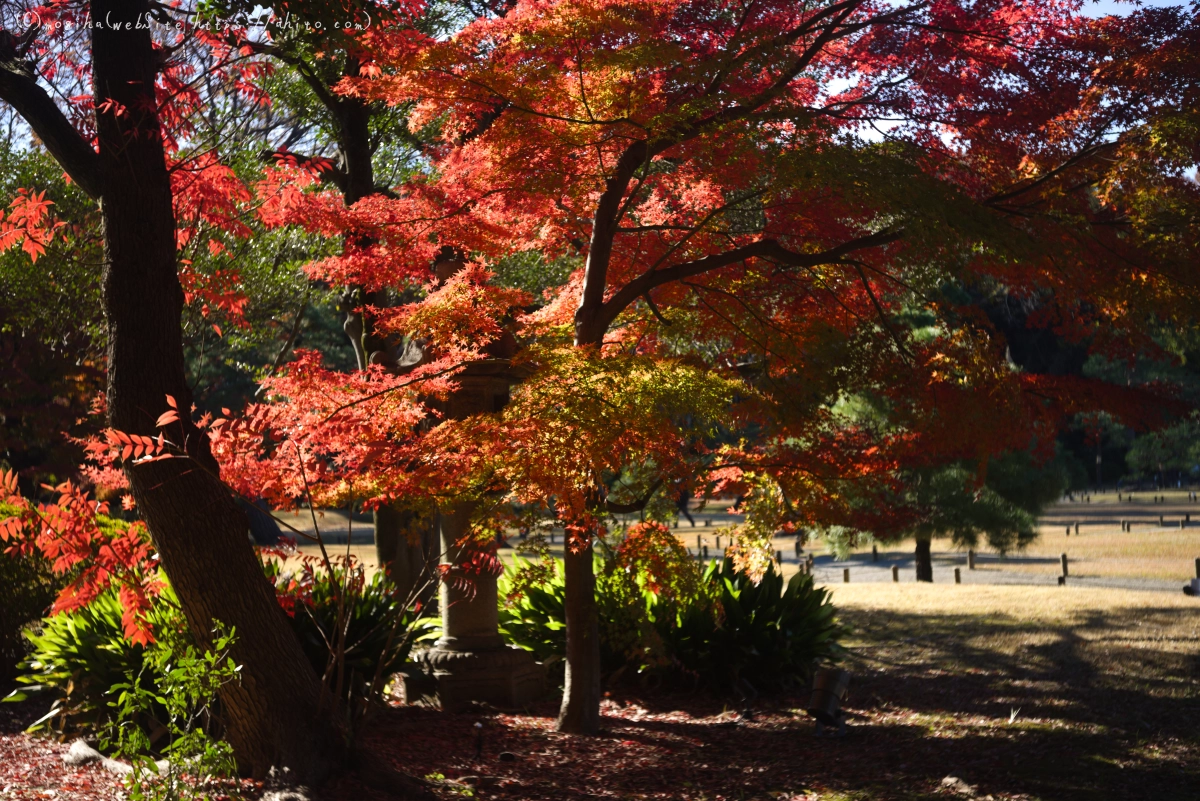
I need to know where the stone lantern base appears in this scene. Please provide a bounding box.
[413,645,544,712]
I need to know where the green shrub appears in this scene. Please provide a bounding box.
[0,502,137,684]
[6,585,187,736]
[268,560,438,705]
[497,556,568,670]
[662,559,841,695]
[11,560,434,738]
[104,623,243,800]
[498,553,841,694]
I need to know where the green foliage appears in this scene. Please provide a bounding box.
[498,552,841,694]
[663,559,841,695]
[0,134,103,348]
[1124,413,1200,479]
[0,137,106,484]
[986,449,1073,516]
[6,585,187,735]
[865,448,1073,554]
[492,250,580,297]
[497,556,569,672]
[10,561,433,739]
[597,522,710,673]
[103,624,243,801]
[266,559,439,707]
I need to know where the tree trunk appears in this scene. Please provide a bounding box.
[92,0,340,781]
[556,536,601,734]
[376,506,436,607]
[374,504,403,576]
[915,537,933,582]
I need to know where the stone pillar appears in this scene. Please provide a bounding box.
[437,504,503,652]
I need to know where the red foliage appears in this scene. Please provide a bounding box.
[0,190,64,263]
[0,469,158,644]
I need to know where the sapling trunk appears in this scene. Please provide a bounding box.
[556,536,602,734]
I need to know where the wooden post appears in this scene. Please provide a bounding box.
[1060,553,1069,578]
[1194,557,1199,580]
[715,535,721,550]
[843,568,850,583]
[968,549,976,570]
[697,534,702,552]
[891,565,899,582]
[1074,522,1080,535]
[1066,526,1070,536]
[704,519,710,527]
[954,568,961,584]
[775,550,783,565]
[702,545,709,559]
[1160,515,1164,526]
[872,544,878,562]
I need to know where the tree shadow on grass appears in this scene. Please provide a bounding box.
[825,603,1200,800]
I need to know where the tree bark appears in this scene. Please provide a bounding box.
[376,506,436,606]
[915,537,933,582]
[556,536,602,734]
[90,0,341,781]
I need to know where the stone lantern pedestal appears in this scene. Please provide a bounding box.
[421,505,544,710]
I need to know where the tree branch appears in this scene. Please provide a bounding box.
[597,230,902,334]
[605,479,663,514]
[0,46,102,199]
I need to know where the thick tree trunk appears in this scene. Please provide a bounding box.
[376,506,436,606]
[92,0,340,781]
[556,537,602,734]
[915,537,933,582]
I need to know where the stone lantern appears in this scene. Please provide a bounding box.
[410,255,544,710]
